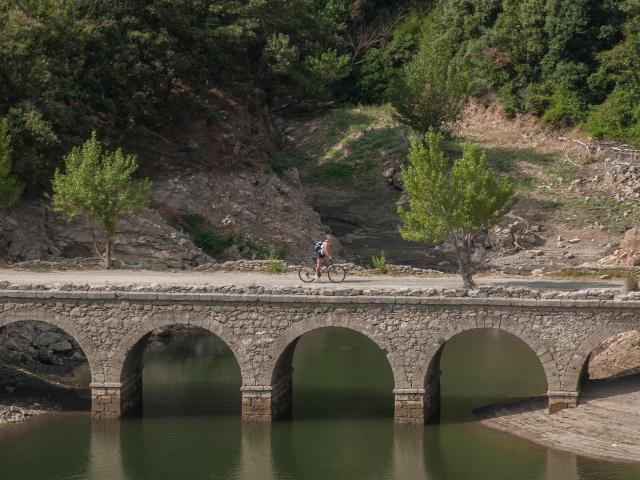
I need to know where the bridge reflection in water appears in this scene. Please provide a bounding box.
[2,323,640,479]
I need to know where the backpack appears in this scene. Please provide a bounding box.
[313,241,323,254]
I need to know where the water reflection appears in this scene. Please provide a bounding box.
[2,328,640,480]
[88,420,125,480]
[393,425,427,480]
[238,424,276,480]
[546,449,578,480]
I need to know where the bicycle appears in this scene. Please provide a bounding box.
[298,257,347,283]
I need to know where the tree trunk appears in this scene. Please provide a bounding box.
[104,234,112,270]
[89,223,102,258]
[454,233,476,289]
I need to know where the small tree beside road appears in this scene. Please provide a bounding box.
[398,131,515,289]
[51,132,151,269]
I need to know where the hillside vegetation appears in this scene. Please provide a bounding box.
[2,0,639,198]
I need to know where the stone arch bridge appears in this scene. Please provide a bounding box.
[0,286,638,424]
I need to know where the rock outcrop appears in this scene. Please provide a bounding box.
[0,87,325,268]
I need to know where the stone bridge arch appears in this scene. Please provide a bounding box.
[563,323,640,396]
[242,315,406,423]
[0,306,102,385]
[396,315,560,424]
[100,311,249,418]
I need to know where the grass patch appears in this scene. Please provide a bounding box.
[305,161,355,185]
[539,197,639,230]
[445,143,569,194]
[299,104,409,187]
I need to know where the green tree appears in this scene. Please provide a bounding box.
[0,119,23,209]
[398,131,515,288]
[51,132,151,269]
[390,32,469,136]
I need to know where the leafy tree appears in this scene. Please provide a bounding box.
[0,119,23,209]
[398,131,515,288]
[390,33,469,136]
[51,133,151,269]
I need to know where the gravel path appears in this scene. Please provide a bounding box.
[479,375,640,463]
[0,270,622,291]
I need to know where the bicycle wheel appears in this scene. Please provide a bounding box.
[298,265,316,283]
[327,265,347,283]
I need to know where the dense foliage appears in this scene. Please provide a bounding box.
[2,0,640,203]
[0,0,415,194]
[398,130,515,288]
[431,0,640,146]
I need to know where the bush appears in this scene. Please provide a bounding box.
[182,215,235,257]
[625,274,639,292]
[540,87,586,128]
[390,31,469,135]
[266,254,285,273]
[523,84,553,116]
[587,87,640,147]
[372,250,388,273]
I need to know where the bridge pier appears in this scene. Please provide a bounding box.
[91,383,123,418]
[547,390,579,413]
[91,368,143,419]
[394,389,426,424]
[242,364,293,423]
[241,387,273,422]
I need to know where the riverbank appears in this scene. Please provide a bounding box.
[477,374,640,463]
[0,364,89,428]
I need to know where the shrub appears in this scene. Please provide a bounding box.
[266,254,285,273]
[390,32,469,135]
[182,215,235,257]
[372,250,388,273]
[624,274,639,292]
[540,88,586,128]
[587,87,640,147]
[523,84,553,116]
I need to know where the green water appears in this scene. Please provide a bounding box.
[1,328,639,480]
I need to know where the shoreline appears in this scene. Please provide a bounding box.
[476,375,640,464]
[0,363,89,429]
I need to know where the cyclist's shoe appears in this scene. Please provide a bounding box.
[316,272,321,279]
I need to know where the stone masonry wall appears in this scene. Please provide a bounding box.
[0,284,639,423]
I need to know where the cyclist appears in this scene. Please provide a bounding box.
[314,234,335,280]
